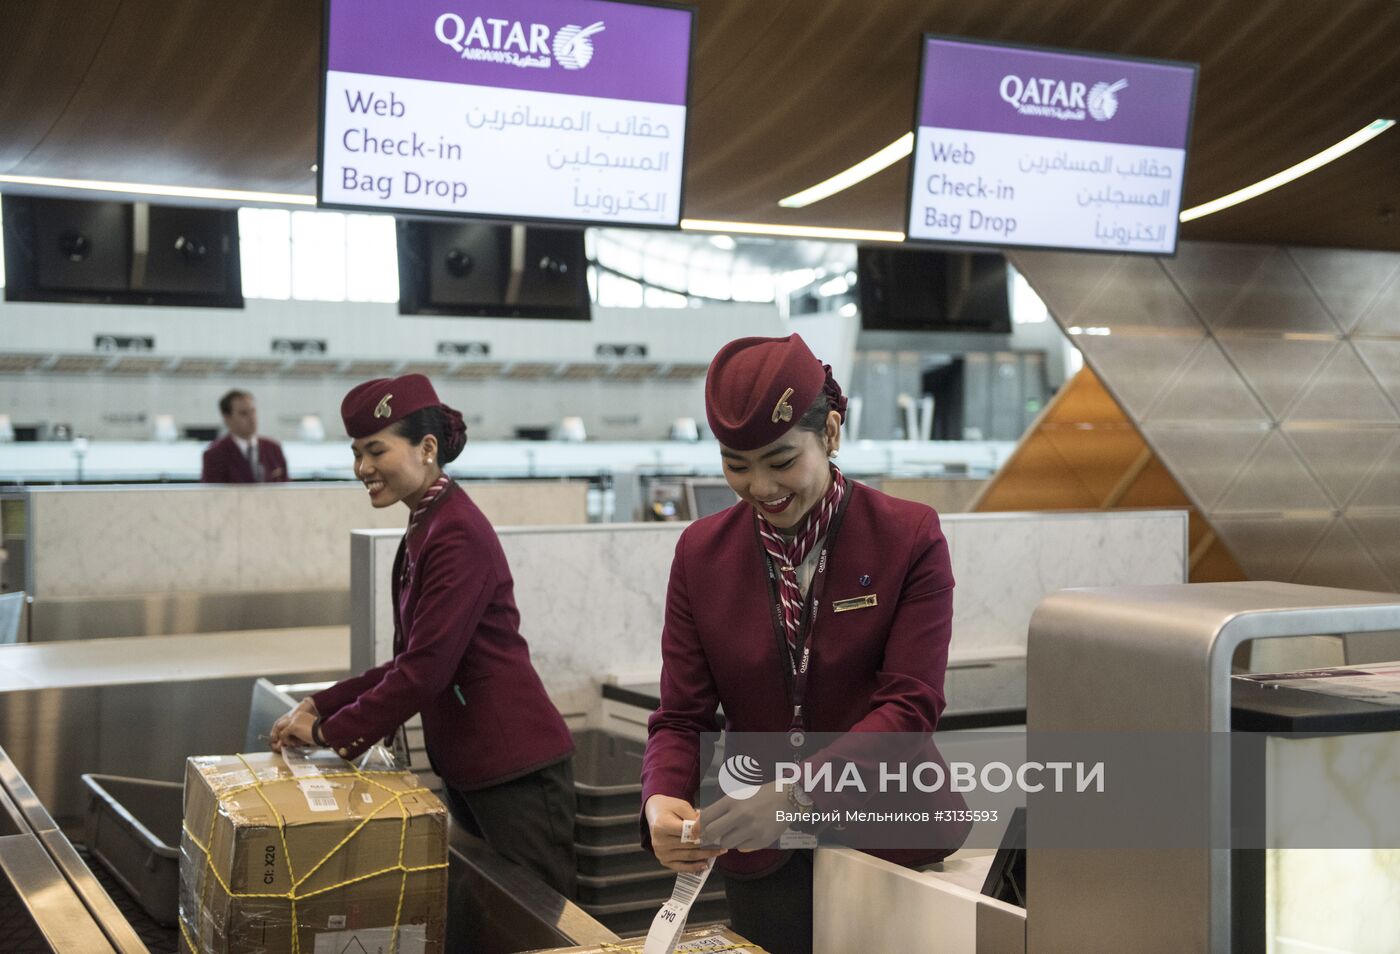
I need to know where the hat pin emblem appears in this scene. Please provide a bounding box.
[771,387,795,424]
[374,394,393,419]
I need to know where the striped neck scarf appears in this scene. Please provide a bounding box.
[756,466,845,655]
[408,475,451,534]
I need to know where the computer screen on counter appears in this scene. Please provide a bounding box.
[319,0,695,228]
[905,36,1197,255]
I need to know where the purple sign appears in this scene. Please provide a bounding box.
[919,38,1195,150]
[327,0,692,107]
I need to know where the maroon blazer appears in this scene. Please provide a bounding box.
[641,481,956,877]
[312,483,573,791]
[200,435,289,483]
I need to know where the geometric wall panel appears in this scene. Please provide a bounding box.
[1213,431,1333,514]
[1015,241,1400,595]
[1294,518,1393,592]
[1286,428,1399,509]
[1290,247,1400,335]
[1350,265,1400,337]
[1284,344,1399,424]
[1072,333,1203,420]
[1216,336,1336,419]
[1211,515,1333,584]
[1159,243,1276,326]
[1352,338,1400,408]
[1144,339,1270,424]
[1208,248,1339,336]
[973,368,1245,583]
[1140,424,1269,513]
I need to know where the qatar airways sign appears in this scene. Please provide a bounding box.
[906,36,1197,254]
[319,0,694,226]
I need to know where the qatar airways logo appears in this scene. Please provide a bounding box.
[999,74,1127,122]
[435,13,605,70]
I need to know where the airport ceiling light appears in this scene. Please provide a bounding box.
[778,133,914,209]
[681,218,904,243]
[1179,119,1395,222]
[0,174,316,206]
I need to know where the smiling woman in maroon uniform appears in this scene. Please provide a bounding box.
[640,335,956,954]
[271,373,576,896]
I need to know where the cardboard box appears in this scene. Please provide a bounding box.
[523,925,768,953]
[179,750,448,954]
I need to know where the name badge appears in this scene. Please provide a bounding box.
[832,595,878,613]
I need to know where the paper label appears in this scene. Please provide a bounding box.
[299,780,339,813]
[313,925,425,954]
[642,859,715,954]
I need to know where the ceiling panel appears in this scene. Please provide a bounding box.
[0,0,1396,247]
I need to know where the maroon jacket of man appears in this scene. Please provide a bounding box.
[640,482,956,877]
[200,435,289,483]
[312,483,574,791]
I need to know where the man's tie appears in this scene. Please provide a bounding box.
[246,442,262,482]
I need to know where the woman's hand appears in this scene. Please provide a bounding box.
[699,785,794,852]
[269,698,320,752]
[645,794,725,873]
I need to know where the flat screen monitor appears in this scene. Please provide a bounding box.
[684,479,738,520]
[906,36,1197,255]
[857,247,1012,333]
[397,219,590,319]
[2,195,243,308]
[319,0,694,228]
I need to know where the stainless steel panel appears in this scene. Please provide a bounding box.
[1285,427,1398,509]
[1074,333,1203,420]
[1345,513,1400,591]
[1026,581,1400,953]
[976,901,1026,954]
[1351,338,1400,407]
[1009,250,1114,326]
[448,827,619,953]
[0,833,119,952]
[1144,340,1271,424]
[1215,336,1336,420]
[1351,265,1400,337]
[1294,519,1394,592]
[1284,344,1399,424]
[1348,437,1400,510]
[1073,253,1206,333]
[1210,515,1333,584]
[1208,249,1341,335]
[1140,424,1269,514]
[1289,247,1400,335]
[1213,432,1332,513]
[28,589,350,642]
[1160,243,1277,327]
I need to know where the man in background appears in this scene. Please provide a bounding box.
[201,390,288,483]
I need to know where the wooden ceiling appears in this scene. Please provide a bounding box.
[1,0,1398,249]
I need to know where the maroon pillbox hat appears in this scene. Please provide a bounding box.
[341,373,442,438]
[704,334,827,450]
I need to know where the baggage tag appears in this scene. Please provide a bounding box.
[642,858,715,954]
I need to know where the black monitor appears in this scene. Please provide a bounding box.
[2,195,243,307]
[684,479,738,520]
[397,220,590,321]
[857,247,1011,334]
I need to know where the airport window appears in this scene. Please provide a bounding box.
[239,207,398,303]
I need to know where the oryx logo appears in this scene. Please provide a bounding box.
[1087,79,1128,121]
[718,754,765,800]
[552,21,605,69]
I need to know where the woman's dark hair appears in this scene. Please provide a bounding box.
[394,405,468,465]
[795,394,833,437]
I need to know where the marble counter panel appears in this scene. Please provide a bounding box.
[356,509,1187,719]
[26,481,587,598]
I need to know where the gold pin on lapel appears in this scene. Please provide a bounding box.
[374,394,393,418]
[771,387,795,423]
[832,595,878,613]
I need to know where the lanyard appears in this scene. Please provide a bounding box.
[756,485,852,735]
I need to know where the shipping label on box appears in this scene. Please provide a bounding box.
[179,751,448,954]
